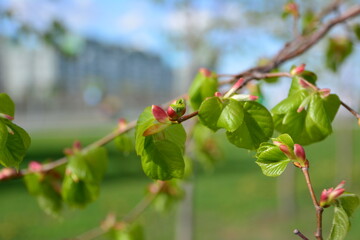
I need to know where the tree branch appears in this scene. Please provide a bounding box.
[293,229,309,240]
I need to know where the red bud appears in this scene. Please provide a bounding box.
[249,95,259,101]
[319,88,330,98]
[152,105,168,123]
[299,78,311,88]
[214,92,222,97]
[320,181,346,207]
[291,64,305,75]
[0,168,17,180]
[199,68,212,77]
[29,161,42,172]
[224,78,244,98]
[294,144,306,161]
[0,113,14,121]
[279,144,292,158]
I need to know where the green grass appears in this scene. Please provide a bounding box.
[1,127,360,239]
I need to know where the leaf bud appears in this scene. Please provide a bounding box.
[294,144,306,161]
[167,98,186,121]
[118,118,127,131]
[319,88,331,98]
[320,181,346,208]
[290,63,305,76]
[224,78,244,98]
[0,168,17,180]
[0,113,14,121]
[152,105,169,123]
[199,68,212,77]
[214,92,222,97]
[279,144,293,159]
[29,161,43,172]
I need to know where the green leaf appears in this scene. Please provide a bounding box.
[0,120,31,168]
[135,106,155,156]
[66,147,108,183]
[353,24,360,41]
[325,37,353,72]
[114,133,133,155]
[0,93,15,118]
[198,97,223,131]
[328,193,359,240]
[62,177,99,208]
[272,90,340,145]
[271,133,294,148]
[24,172,62,216]
[255,142,291,177]
[188,70,218,110]
[142,138,184,180]
[108,223,144,240]
[61,147,108,207]
[226,101,274,150]
[338,193,359,218]
[289,75,317,96]
[217,99,244,132]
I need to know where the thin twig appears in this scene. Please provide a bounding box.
[293,229,309,240]
[301,167,323,240]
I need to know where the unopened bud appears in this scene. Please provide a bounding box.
[224,78,244,98]
[299,78,311,88]
[73,140,82,151]
[320,181,346,207]
[291,64,305,76]
[214,92,222,97]
[118,118,127,131]
[0,113,14,121]
[319,88,331,98]
[294,144,306,161]
[152,105,169,123]
[199,68,212,77]
[249,95,259,101]
[6,126,14,135]
[279,144,292,158]
[283,2,299,18]
[167,98,186,121]
[297,106,305,113]
[0,168,17,180]
[29,161,42,172]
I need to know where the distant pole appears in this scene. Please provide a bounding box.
[175,181,194,240]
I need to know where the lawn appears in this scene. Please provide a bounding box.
[0,126,359,240]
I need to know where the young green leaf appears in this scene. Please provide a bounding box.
[135,106,187,180]
[61,147,108,207]
[188,69,218,110]
[226,101,274,150]
[114,133,133,155]
[0,120,31,168]
[325,37,353,72]
[24,172,62,217]
[328,193,359,240]
[0,93,15,118]
[217,99,244,132]
[272,91,340,145]
[108,223,144,240]
[142,140,184,180]
[255,142,291,177]
[198,96,223,131]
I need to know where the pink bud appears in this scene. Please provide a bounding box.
[224,78,244,98]
[291,64,305,75]
[319,88,330,98]
[199,68,212,77]
[294,144,306,161]
[279,144,292,158]
[0,113,14,121]
[0,168,17,180]
[214,92,222,97]
[118,118,127,131]
[152,105,168,123]
[297,106,305,113]
[335,180,346,190]
[299,78,311,88]
[249,95,258,101]
[320,181,346,207]
[73,141,82,151]
[29,161,42,172]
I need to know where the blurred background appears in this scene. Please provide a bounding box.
[0,0,360,239]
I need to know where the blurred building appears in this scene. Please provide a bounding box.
[0,37,173,117]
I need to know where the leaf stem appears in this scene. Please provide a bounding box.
[177,111,199,123]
